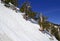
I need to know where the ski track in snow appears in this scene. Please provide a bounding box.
[0,1,58,41]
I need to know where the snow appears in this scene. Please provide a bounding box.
[0,1,58,41]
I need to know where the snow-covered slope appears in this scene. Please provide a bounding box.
[0,1,58,41]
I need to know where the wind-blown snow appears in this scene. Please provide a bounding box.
[0,1,58,41]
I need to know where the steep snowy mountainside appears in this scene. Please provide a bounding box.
[0,1,58,41]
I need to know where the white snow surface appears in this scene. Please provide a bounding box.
[0,1,58,41]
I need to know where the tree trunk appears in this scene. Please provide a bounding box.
[39,24,44,31]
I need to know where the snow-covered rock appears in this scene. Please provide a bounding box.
[0,1,58,41]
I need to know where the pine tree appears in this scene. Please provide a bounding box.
[38,13,49,31]
[20,1,36,20]
[50,25,60,41]
[20,1,31,13]
[10,0,18,7]
[20,2,27,12]
[28,11,36,19]
[3,0,18,6]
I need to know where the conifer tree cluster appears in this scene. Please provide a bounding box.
[20,1,36,20]
[1,0,18,6]
[20,1,60,41]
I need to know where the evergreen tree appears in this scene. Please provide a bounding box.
[38,13,49,31]
[20,1,31,13]
[50,25,60,41]
[27,11,36,19]
[10,0,18,6]
[2,0,18,7]
[20,1,36,20]
[20,2,27,12]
